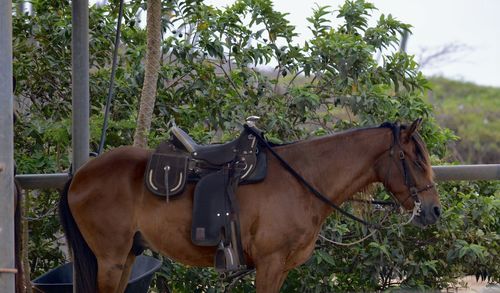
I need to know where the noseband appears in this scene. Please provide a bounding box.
[385,123,436,217]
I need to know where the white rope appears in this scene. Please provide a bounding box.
[319,201,421,246]
[400,201,421,226]
[319,229,378,246]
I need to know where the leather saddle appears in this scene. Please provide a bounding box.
[144,119,267,272]
[170,126,241,166]
[146,122,266,198]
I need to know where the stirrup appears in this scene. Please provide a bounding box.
[215,242,240,273]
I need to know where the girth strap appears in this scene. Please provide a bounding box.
[225,163,247,268]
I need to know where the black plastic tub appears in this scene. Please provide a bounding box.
[32,255,162,293]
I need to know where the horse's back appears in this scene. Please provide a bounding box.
[75,146,149,178]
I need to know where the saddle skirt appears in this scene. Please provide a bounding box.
[145,141,189,197]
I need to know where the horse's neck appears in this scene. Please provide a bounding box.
[277,127,391,212]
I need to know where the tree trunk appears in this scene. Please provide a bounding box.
[133,0,162,148]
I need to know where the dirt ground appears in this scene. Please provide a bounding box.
[444,276,500,293]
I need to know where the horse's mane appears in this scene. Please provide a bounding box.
[270,122,398,148]
[269,122,431,174]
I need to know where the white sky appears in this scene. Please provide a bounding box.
[205,0,500,87]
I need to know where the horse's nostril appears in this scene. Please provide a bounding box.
[433,206,441,217]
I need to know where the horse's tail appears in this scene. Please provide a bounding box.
[14,181,25,293]
[59,178,97,293]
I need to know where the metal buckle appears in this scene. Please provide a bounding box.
[412,201,422,217]
[235,160,248,171]
[410,186,419,198]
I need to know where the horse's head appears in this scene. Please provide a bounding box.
[375,119,441,227]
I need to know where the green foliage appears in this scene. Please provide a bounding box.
[137,0,455,160]
[12,0,498,291]
[279,181,500,292]
[426,77,500,163]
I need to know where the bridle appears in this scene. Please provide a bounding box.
[382,122,436,220]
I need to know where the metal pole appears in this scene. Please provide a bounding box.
[433,164,500,181]
[0,0,16,290]
[72,0,90,173]
[399,31,409,53]
[12,164,500,191]
[15,173,70,190]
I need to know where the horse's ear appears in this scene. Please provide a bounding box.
[404,118,422,142]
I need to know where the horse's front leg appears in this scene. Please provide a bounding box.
[255,254,289,293]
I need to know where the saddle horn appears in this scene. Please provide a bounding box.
[245,116,260,127]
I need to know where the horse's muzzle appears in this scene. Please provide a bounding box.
[413,203,441,227]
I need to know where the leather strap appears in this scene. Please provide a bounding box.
[246,126,382,229]
[225,162,247,268]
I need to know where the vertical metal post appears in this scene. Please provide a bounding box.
[399,31,409,53]
[0,0,15,291]
[72,0,90,173]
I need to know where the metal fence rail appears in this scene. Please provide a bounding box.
[15,173,69,190]
[433,164,500,182]
[15,164,500,190]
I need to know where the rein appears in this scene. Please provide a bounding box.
[247,126,383,229]
[348,198,397,206]
[247,123,431,230]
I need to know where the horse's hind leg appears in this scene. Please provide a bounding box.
[79,221,136,293]
[115,252,136,293]
[96,251,135,293]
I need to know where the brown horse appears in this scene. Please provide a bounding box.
[59,120,441,293]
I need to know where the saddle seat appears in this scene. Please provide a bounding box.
[171,126,242,166]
